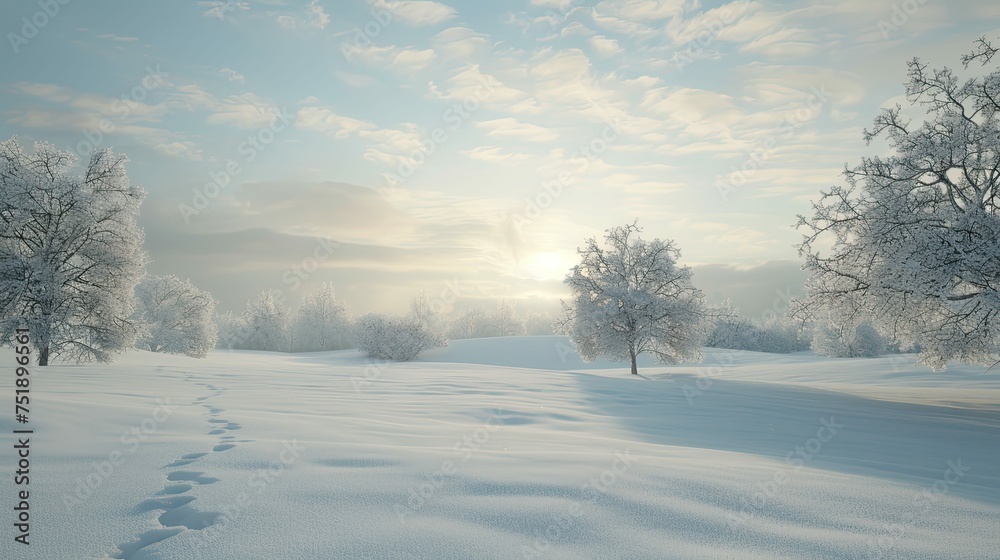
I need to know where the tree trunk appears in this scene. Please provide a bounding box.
[38,344,49,367]
[629,343,638,375]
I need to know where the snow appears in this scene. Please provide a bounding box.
[3,336,999,559]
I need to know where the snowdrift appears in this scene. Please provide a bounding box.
[2,337,998,559]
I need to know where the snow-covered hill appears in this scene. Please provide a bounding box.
[3,337,999,559]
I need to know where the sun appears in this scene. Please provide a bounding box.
[521,251,573,281]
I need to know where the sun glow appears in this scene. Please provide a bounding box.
[521,251,574,281]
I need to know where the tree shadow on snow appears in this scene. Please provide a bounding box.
[570,368,1000,508]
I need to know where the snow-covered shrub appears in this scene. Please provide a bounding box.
[134,275,217,357]
[356,313,445,361]
[755,316,811,354]
[214,311,247,351]
[706,301,756,349]
[237,290,290,352]
[707,301,809,353]
[811,319,888,358]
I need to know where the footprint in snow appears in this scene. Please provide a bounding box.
[112,528,184,559]
[164,452,209,468]
[166,471,220,485]
[157,483,192,495]
[112,472,222,558]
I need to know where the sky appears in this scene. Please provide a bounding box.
[1,0,998,317]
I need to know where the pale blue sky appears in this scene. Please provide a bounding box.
[2,0,999,315]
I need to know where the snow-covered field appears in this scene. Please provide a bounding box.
[3,336,999,559]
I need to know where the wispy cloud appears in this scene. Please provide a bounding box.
[461,146,532,162]
[296,105,376,139]
[370,0,457,26]
[199,1,249,20]
[476,118,560,143]
[220,68,246,84]
[97,33,139,42]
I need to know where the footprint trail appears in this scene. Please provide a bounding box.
[110,373,254,558]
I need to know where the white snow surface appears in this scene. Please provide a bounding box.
[2,335,999,559]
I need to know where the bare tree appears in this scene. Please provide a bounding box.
[492,299,525,337]
[409,290,443,333]
[447,307,487,339]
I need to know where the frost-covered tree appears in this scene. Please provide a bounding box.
[706,300,755,350]
[491,299,525,337]
[797,37,1000,370]
[443,301,529,339]
[409,291,444,333]
[811,317,888,359]
[706,301,809,354]
[355,313,446,361]
[522,309,558,336]
[214,311,247,351]
[561,222,707,375]
[446,307,488,339]
[292,283,352,351]
[0,138,146,365]
[134,275,217,357]
[241,290,290,352]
